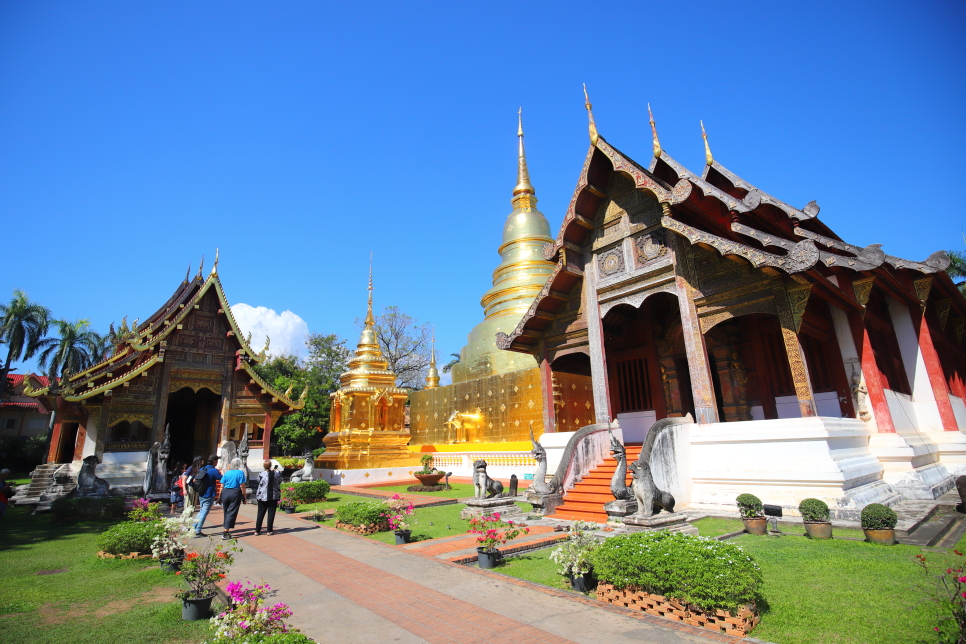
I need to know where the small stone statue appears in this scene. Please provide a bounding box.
[609,432,633,501]
[219,439,238,468]
[527,426,554,495]
[628,459,675,518]
[77,455,110,497]
[238,432,251,482]
[472,459,504,498]
[142,425,171,496]
[509,474,518,498]
[289,449,315,483]
[851,368,871,422]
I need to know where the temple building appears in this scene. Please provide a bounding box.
[495,91,966,516]
[315,270,418,482]
[408,111,595,463]
[24,258,304,487]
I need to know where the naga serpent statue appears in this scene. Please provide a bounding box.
[609,432,633,501]
[528,426,556,495]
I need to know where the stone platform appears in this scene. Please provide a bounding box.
[622,512,698,536]
[460,496,524,520]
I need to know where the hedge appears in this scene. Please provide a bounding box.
[98,520,166,555]
[334,501,386,527]
[591,531,763,613]
[288,480,330,503]
[0,436,46,472]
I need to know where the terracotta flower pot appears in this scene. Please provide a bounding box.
[742,517,767,535]
[864,528,896,545]
[415,473,445,486]
[804,521,833,539]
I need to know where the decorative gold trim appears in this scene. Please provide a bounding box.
[786,284,812,334]
[852,277,875,310]
[914,277,932,312]
[169,380,223,395]
[937,298,952,330]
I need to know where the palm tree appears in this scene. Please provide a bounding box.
[946,250,966,297]
[0,290,51,396]
[36,319,103,381]
[89,333,113,365]
[442,353,461,373]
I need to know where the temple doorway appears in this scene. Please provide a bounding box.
[55,422,79,463]
[603,293,691,439]
[164,387,220,465]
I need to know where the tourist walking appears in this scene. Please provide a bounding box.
[192,454,222,537]
[183,456,202,512]
[220,457,248,540]
[254,460,282,535]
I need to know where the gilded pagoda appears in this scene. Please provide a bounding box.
[316,271,417,470]
[24,257,305,473]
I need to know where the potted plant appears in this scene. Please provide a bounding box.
[799,498,832,539]
[861,503,898,545]
[550,521,599,592]
[175,539,240,620]
[383,494,416,544]
[151,512,193,571]
[737,493,767,535]
[280,484,298,514]
[414,454,444,486]
[467,512,529,569]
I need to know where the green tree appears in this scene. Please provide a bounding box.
[946,250,966,296]
[359,306,432,389]
[0,289,51,396]
[36,319,103,380]
[254,333,350,454]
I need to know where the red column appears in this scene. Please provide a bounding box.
[262,412,273,460]
[47,421,64,462]
[849,311,896,433]
[912,308,959,431]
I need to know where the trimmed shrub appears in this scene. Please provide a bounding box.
[334,501,386,527]
[799,498,830,522]
[275,457,304,469]
[591,531,762,613]
[861,503,897,530]
[312,446,326,458]
[736,493,764,518]
[289,480,330,503]
[98,520,166,555]
[50,496,126,523]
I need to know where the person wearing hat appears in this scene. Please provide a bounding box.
[192,454,223,537]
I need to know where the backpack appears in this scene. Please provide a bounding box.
[188,467,209,493]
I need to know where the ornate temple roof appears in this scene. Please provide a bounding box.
[497,91,960,353]
[23,259,305,410]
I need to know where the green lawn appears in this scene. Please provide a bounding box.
[738,533,951,644]
[293,494,385,513]
[354,502,534,545]
[9,472,31,485]
[372,482,475,499]
[0,506,214,644]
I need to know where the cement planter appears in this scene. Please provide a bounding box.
[567,571,597,593]
[181,595,215,621]
[477,547,500,569]
[160,556,184,573]
[741,517,767,536]
[864,528,896,545]
[414,473,445,486]
[804,521,833,539]
[394,530,412,545]
[282,506,296,514]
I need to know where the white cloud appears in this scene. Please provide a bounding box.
[230,303,309,360]
[439,372,453,387]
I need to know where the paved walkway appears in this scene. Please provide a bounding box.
[196,505,748,644]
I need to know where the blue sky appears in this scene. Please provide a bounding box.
[2,2,965,377]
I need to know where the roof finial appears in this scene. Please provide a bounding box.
[425,325,440,389]
[212,248,219,275]
[198,254,204,278]
[184,263,191,284]
[648,103,661,158]
[583,84,599,145]
[701,120,713,166]
[511,107,537,210]
[365,252,375,328]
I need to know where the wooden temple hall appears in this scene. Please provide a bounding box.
[497,92,966,505]
[24,257,304,484]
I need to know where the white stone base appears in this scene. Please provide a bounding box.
[869,432,954,500]
[313,466,416,487]
[688,417,899,519]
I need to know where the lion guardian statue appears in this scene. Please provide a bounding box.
[77,455,111,497]
[627,459,675,517]
[472,459,504,499]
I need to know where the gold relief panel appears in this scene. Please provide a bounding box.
[551,372,595,432]
[169,379,223,395]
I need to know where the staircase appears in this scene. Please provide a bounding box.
[550,444,641,523]
[18,463,71,505]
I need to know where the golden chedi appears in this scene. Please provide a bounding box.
[409,109,556,446]
[316,271,418,470]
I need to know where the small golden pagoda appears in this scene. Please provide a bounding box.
[316,268,418,470]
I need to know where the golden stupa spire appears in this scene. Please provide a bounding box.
[583,84,599,145]
[701,120,713,166]
[511,107,537,210]
[425,326,440,389]
[648,103,662,158]
[365,252,375,328]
